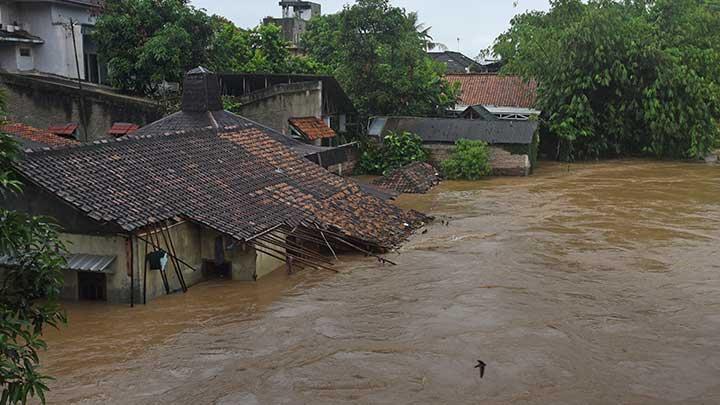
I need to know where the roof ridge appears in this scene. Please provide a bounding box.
[21,126,216,156]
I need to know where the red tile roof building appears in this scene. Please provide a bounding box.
[289,117,336,141]
[445,73,538,109]
[0,122,80,149]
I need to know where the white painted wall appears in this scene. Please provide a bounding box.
[0,2,95,79]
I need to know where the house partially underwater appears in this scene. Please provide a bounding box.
[2,68,426,305]
[369,116,539,176]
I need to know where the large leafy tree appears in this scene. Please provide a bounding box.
[94,0,213,94]
[302,0,458,118]
[0,91,67,404]
[494,0,720,160]
[208,18,323,75]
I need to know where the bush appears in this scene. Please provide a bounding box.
[441,139,492,180]
[358,131,428,175]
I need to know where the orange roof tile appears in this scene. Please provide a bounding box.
[48,123,79,136]
[0,122,80,148]
[445,73,538,108]
[108,122,140,137]
[289,117,336,141]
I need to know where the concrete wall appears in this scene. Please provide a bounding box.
[199,228,285,282]
[426,144,531,177]
[61,233,128,303]
[232,81,323,135]
[0,72,163,141]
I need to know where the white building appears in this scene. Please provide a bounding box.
[0,0,105,83]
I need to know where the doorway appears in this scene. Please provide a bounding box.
[78,272,107,301]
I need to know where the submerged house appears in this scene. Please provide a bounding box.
[369,116,539,176]
[2,69,425,305]
[445,73,541,120]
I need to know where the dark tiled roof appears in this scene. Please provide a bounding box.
[375,116,538,145]
[462,105,498,121]
[108,123,139,137]
[48,123,78,136]
[0,122,80,149]
[289,117,336,141]
[15,126,425,248]
[373,162,440,194]
[445,73,538,108]
[134,109,336,161]
[428,51,484,74]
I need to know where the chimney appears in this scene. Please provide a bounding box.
[181,67,223,112]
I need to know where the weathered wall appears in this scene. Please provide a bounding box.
[232,81,323,134]
[199,228,284,281]
[61,233,129,304]
[134,222,206,303]
[0,73,163,141]
[425,144,531,177]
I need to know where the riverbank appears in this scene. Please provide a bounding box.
[42,160,720,404]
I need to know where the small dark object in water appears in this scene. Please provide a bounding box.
[422,229,428,234]
[475,360,486,378]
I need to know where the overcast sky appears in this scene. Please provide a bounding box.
[190,0,551,58]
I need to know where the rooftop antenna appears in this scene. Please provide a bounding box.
[457,37,461,53]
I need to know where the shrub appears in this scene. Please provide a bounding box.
[441,139,492,180]
[358,131,428,175]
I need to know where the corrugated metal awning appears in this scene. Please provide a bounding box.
[66,254,116,273]
[0,254,116,273]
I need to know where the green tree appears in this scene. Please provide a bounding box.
[441,140,492,180]
[493,0,720,160]
[94,0,213,94]
[358,131,428,175]
[0,91,67,404]
[302,0,459,118]
[208,19,323,74]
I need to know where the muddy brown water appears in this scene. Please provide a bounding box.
[40,161,720,404]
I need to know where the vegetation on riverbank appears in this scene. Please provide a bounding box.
[358,131,428,175]
[493,0,720,161]
[441,140,492,180]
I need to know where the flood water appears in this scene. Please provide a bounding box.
[42,161,720,404]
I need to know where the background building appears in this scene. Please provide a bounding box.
[263,1,321,53]
[0,0,105,83]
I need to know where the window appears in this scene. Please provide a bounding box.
[19,48,31,57]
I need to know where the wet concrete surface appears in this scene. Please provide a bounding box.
[42,161,720,404]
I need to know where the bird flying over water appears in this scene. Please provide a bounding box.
[475,360,486,378]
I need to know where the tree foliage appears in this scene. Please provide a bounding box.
[0,91,67,404]
[441,139,492,180]
[358,131,428,175]
[94,0,213,94]
[493,0,720,160]
[302,0,459,117]
[208,18,324,75]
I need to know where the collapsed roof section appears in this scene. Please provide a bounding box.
[14,125,426,249]
[373,162,441,194]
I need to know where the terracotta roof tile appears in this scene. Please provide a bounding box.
[108,122,140,137]
[48,123,79,136]
[0,122,80,148]
[446,73,537,108]
[289,117,336,141]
